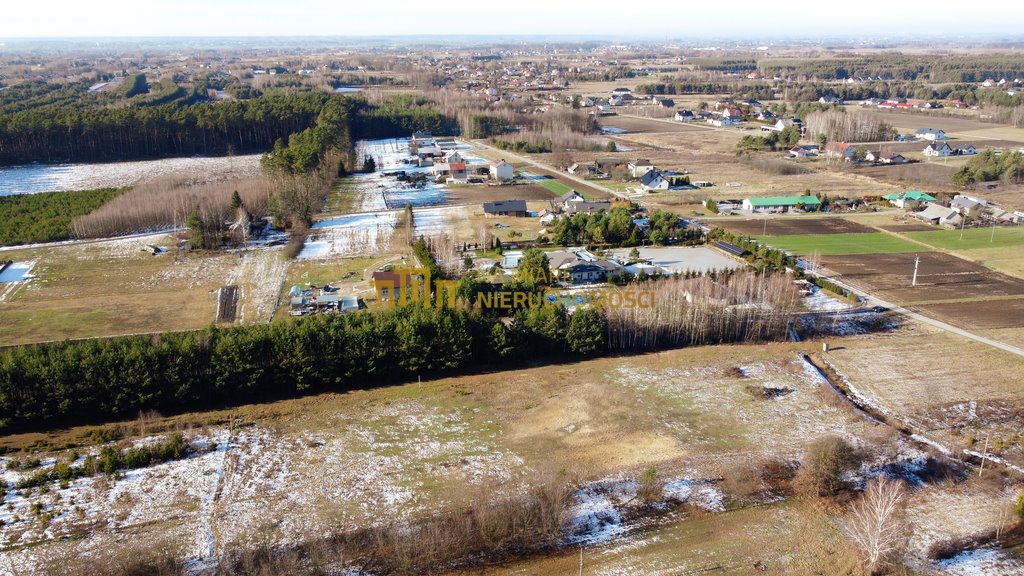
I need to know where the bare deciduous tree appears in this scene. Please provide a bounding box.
[846,476,910,574]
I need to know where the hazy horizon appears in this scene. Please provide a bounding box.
[5,0,1024,40]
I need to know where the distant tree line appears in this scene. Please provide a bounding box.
[0,91,336,165]
[758,55,1024,83]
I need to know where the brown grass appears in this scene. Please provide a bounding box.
[72,175,273,238]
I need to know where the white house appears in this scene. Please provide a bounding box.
[640,171,671,191]
[489,160,514,182]
[674,109,695,122]
[923,142,953,157]
[916,128,947,141]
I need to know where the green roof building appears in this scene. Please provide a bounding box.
[742,195,821,212]
[883,191,936,207]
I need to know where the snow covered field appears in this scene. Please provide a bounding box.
[299,212,398,259]
[0,155,262,196]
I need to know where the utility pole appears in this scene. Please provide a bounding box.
[912,255,920,287]
[959,213,966,240]
[579,546,584,576]
[991,219,997,243]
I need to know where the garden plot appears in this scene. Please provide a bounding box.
[714,217,876,237]
[298,212,397,259]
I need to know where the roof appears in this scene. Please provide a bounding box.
[449,162,466,171]
[566,201,612,214]
[558,190,584,203]
[916,127,945,134]
[883,191,936,202]
[640,171,664,186]
[483,200,527,213]
[745,195,821,207]
[629,159,652,167]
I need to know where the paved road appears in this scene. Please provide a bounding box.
[806,267,1024,359]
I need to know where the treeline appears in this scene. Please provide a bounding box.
[0,188,124,246]
[758,55,1024,83]
[951,149,1024,186]
[689,58,758,73]
[636,81,774,99]
[0,91,336,165]
[549,207,693,247]
[353,95,458,137]
[0,272,803,432]
[804,110,892,143]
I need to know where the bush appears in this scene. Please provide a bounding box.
[637,465,663,505]
[799,436,860,496]
[1016,492,1024,522]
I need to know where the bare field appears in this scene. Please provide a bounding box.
[598,115,710,134]
[0,236,287,345]
[822,252,1024,304]
[850,108,1012,135]
[824,326,1024,468]
[445,183,556,204]
[714,216,877,237]
[0,342,895,573]
[912,297,1024,330]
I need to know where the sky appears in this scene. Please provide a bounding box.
[3,0,1024,39]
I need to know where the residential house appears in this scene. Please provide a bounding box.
[674,109,695,122]
[788,146,818,158]
[371,271,415,303]
[547,249,621,284]
[443,150,465,164]
[489,160,514,182]
[882,191,937,209]
[824,141,856,160]
[483,200,528,218]
[916,128,947,141]
[818,95,844,105]
[555,190,586,210]
[628,159,655,178]
[882,153,909,165]
[955,145,978,156]
[722,107,744,120]
[741,195,822,213]
[564,201,612,215]
[756,109,776,121]
[914,203,962,227]
[923,142,953,157]
[640,170,671,191]
[653,97,675,108]
[951,195,987,218]
[448,162,468,182]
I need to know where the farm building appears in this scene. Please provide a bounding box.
[741,195,821,213]
[483,200,528,217]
